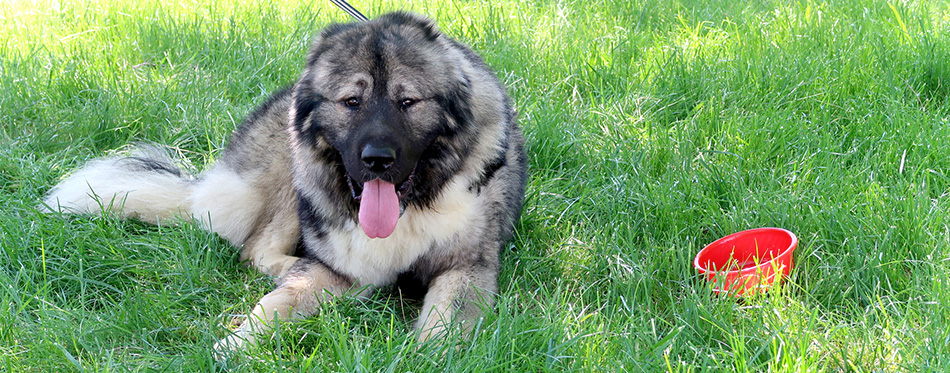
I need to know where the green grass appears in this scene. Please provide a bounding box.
[2,0,950,370]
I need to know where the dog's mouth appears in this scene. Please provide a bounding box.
[345,171,415,239]
[345,171,415,201]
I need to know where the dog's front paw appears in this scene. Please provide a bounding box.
[213,326,256,360]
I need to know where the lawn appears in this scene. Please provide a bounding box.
[2,0,949,371]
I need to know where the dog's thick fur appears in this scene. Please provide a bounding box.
[42,12,527,352]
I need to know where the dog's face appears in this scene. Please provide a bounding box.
[290,13,475,238]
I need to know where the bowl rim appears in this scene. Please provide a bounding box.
[693,227,798,274]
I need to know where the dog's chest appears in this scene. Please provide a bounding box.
[324,180,480,286]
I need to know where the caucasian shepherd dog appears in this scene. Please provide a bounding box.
[42,12,527,353]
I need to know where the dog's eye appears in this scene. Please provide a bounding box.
[400,98,417,109]
[343,97,360,108]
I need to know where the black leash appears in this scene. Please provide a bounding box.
[329,0,369,21]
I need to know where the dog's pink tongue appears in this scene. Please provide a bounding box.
[358,179,400,239]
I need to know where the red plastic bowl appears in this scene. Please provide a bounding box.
[693,228,798,296]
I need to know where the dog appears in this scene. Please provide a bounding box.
[41,12,527,353]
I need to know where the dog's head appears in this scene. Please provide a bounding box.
[289,12,476,238]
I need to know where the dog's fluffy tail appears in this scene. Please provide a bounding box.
[42,145,266,246]
[41,145,195,225]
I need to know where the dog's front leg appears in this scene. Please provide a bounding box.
[239,203,302,277]
[214,259,352,354]
[415,266,498,341]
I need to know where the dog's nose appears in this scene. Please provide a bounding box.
[361,144,396,173]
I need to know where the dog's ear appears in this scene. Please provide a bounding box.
[379,12,440,41]
[438,75,474,132]
[290,81,317,134]
[306,22,359,67]
[295,20,367,134]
